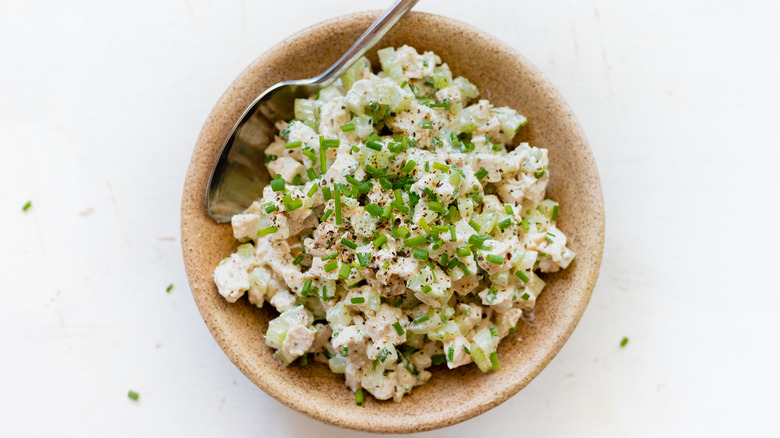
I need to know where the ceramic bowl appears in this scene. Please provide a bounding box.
[181,10,604,433]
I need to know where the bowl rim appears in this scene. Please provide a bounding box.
[182,9,604,433]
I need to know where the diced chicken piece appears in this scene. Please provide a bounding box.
[395,45,438,79]
[494,308,523,338]
[318,97,350,137]
[476,239,513,274]
[385,101,442,148]
[267,156,305,183]
[445,336,472,369]
[231,213,260,241]
[307,323,333,353]
[270,289,296,312]
[364,304,407,345]
[281,325,315,359]
[212,254,251,303]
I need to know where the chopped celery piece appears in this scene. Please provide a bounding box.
[377,47,403,80]
[351,115,374,140]
[492,107,528,135]
[341,56,371,90]
[294,99,318,131]
[454,76,479,100]
[431,70,453,89]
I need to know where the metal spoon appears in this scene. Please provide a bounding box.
[206,0,419,222]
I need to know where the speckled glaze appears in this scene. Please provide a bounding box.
[181,11,604,434]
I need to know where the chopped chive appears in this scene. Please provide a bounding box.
[620,337,629,347]
[292,255,304,265]
[463,345,471,355]
[421,285,432,294]
[468,234,489,248]
[420,120,433,129]
[468,220,481,232]
[364,203,383,217]
[521,292,531,300]
[396,226,411,238]
[393,322,405,335]
[552,205,559,221]
[334,189,342,225]
[520,219,530,230]
[307,184,318,197]
[283,194,303,212]
[371,234,387,248]
[515,270,530,283]
[301,279,312,296]
[498,218,513,230]
[22,201,32,212]
[264,203,277,213]
[447,257,459,269]
[449,225,457,241]
[319,137,327,173]
[271,178,285,192]
[366,140,383,151]
[321,208,333,222]
[306,168,317,181]
[345,175,360,187]
[338,264,352,279]
[323,348,333,359]
[413,314,430,324]
[400,81,408,89]
[439,254,448,265]
[379,347,389,362]
[489,352,500,370]
[431,239,443,250]
[418,218,431,234]
[351,261,362,270]
[431,354,447,365]
[432,162,450,172]
[166,284,173,293]
[486,254,504,265]
[456,246,471,257]
[291,174,302,186]
[127,390,139,401]
[447,347,454,362]
[357,253,371,267]
[534,166,547,179]
[355,388,364,406]
[429,201,446,214]
[372,359,377,370]
[379,177,392,190]
[302,147,315,161]
[505,205,514,215]
[323,260,338,272]
[257,226,278,236]
[382,262,390,270]
[285,140,302,149]
[322,187,332,201]
[489,325,499,337]
[301,353,308,366]
[350,296,366,305]
[432,225,449,234]
[264,154,278,163]
[381,204,393,219]
[322,252,338,260]
[340,238,357,250]
[403,236,427,247]
[401,160,416,174]
[459,263,472,276]
[413,248,429,261]
[474,168,488,181]
[341,122,355,132]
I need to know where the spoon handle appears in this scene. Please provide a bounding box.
[313,0,419,84]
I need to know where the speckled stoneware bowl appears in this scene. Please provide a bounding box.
[181,10,604,433]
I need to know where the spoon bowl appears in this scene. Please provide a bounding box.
[206,0,418,222]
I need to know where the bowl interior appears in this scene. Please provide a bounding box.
[181,11,604,433]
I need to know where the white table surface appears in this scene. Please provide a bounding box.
[2,0,779,436]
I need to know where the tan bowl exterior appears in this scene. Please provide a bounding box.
[181,10,604,434]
